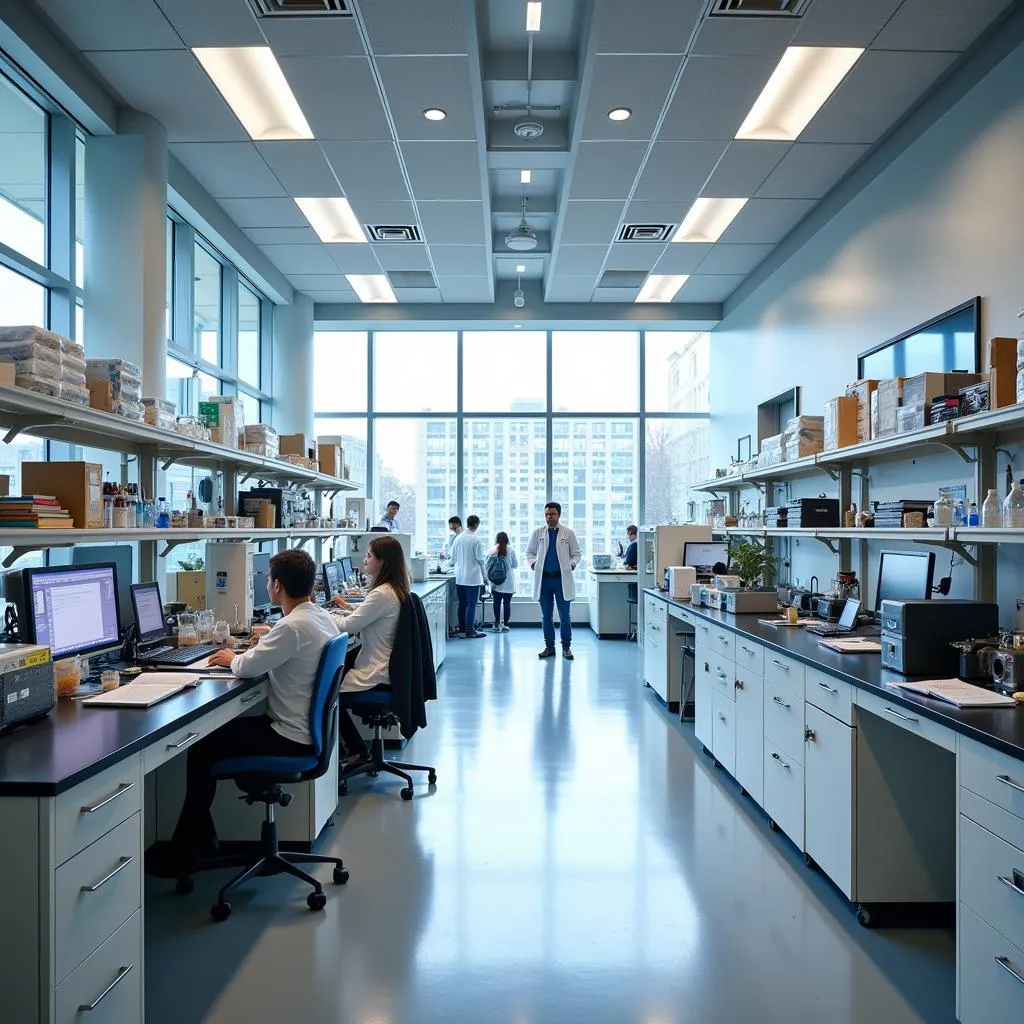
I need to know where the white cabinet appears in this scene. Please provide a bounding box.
[804,704,856,900]
[763,738,805,846]
[712,689,737,776]
[958,904,1024,1023]
[642,595,671,702]
[733,666,763,805]
[764,676,804,761]
[694,642,713,749]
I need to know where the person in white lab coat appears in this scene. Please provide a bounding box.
[525,502,581,660]
[448,514,487,638]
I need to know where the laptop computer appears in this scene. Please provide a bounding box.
[130,580,221,666]
[805,598,860,637]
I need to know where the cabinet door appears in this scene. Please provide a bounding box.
[694,644,713,748]
[804,704,856,899]
[644,632,668,701]
[712,689,737,775]
[734,670,764,804]
[764,739,804,847]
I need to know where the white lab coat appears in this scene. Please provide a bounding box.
[525,523,581,602]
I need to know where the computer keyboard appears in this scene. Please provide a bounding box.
[805,623,850,637]
[138,643,221,665]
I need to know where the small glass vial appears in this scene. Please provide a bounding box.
[981,488,1002,528]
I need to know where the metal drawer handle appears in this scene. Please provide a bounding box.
[771,659,789,671]
[734,679,744,690]
[995,956,1024,987]
[81,782,135,815]
[81,856,134,893]
[817,681,839,695]
[996,774,1024,795]
[771,751,790,770]
[718,713,726,722]
[805,727,815,742]
[716,671,728,680]
[883,706,918,724]
[240,691,263,704]
[997,874,1024,898]
[717,633,728,642]
[772,695,791,710]
[740,646,755,656]
[166,731,200,751]
[79,963,135,1011]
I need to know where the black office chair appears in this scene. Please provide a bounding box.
[626,583,638,640]
[202,633,351,921]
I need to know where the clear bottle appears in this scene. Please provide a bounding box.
[967,501,980,527]
[982,488,1002,528]
[143,498,155,529]
[1004,481,1024,527]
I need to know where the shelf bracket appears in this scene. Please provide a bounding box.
[814,536,840,554]
[945,539,978,568]
[934,439,976,464]
[819,465,841,482]
[160,454,181,471]
[3,541,73,568]
[2,414,64,445]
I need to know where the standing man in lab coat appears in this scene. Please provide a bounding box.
[526,502,581,660]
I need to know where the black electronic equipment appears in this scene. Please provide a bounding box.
[683,541,728,580]
[880,600,999,676]
[990,648,1024,694]
[874,549,935,612]
[814,596,847,622]
[237,486,312,529]
[785,497,840,528]
[252,552,279,615]
[322,560,345,601]
[0,643,55,732]
[950,639,999,681]
[129,581,220,666]
[806,599,861,637]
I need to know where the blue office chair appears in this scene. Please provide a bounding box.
[205,633,351,922]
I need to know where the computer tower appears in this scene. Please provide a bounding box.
[205,542,254,627]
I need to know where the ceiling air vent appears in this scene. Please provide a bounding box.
[598,271,648,289]
[617,223,674,243]
[709,0,814,16]
[366,225,421,242]
[248,0,350,17]
[387,271,436,289]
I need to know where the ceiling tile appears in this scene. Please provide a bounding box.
[286,274,350,291]
[659,55,778,141]
[377,57,477,141]
[604,243,664,272]
[567,142,647,200]
[361,0,470,56]
[793,0,904,47]
[390,288,442,303]
[347,199,418,227]
[871,0,1015,52]
[261,14,364,57]
[580,56,681,141]
[495,256,545,280]
[633,141,725,201]
[652,244,712,275]
[690,14,799,56]
[553,246,608,277]
[326,245,386,275]
[322,142,410,201]
[304,289,358,302]
[718,198,816,244]
[701,141,790,198]
[593,0,704,55]
[621,200,683,228]
[802,50,958,144]
[245,227,321,245]
[169,143,284,198]
[418,201,487,245]
[559,202,625,245]
[256,142,341,195]
[429,245,490,276]
[37,0,183,50]
[675,275,745,302]
[695,243,775,275]
[592,288,641,303]
[218,197,308,228]
[546,277,595,303]
[439,278,492,303]
[756,143,870,199]
[154,0,263,46]
[259,244,338,275]
[278,57,392,141]
[371,244,432,271]
[403,143,483,201]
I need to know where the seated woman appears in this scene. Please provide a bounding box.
[330,534,409,767]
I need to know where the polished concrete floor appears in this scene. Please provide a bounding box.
[146,629,954,1023]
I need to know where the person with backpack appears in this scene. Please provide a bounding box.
[486,531,518,632]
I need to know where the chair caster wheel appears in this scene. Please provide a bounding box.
[307,890,327,912]
[339,781,348,796]
[333,867,349,885]
[428,771,437,785]
[175,876,194,896]
[856,905,872,928]
[769,818,780,833]
[211,901,231,922]
[400,787,414,801]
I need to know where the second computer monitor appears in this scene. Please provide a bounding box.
[339,556,353,582]
[252,551,276,612]
[875,549,935,611]
[322,560,343,601]
[684,541,729,574]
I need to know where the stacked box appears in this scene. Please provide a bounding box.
[901,372,983,428]
[845,379,879,442]
[199,396,244,448]
[0,327,89,405]
[280,433,317,460]
[824,396,859,450]
[875,378,906,437]
[142,397,176,429]
[870,389,880,439]
[781,415,824,461]
[85,359,143,419]
[758,433,785,467]
[244,424,280,459]
[959,380,991,417]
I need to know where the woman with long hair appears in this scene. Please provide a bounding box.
[486,530,518,632]
[330,535,410,765]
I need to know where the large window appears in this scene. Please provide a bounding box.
[0,263,45,324]
[193,243,221,365]
[0,74,46,265]
[237,281,260,388]
[552,331,638,412]
[373,331,457,412]
[463,331,546,412]
[314,332,367,413]
[645,418,710,525]
[646,332,710,412]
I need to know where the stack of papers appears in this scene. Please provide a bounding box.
[83,672,201,708]
[886,679,1017,708]
[818,636,882,653]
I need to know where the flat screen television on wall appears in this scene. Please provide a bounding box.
[857,297,980,379]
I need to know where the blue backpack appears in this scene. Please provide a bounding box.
[485,553,508,586]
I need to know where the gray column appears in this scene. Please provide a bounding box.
[84,108,167,394]
[271,292,314,436]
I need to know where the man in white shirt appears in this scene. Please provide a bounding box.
[377,500,402,531]
[169,549,339,867]
[448,513,487,638]
[526,502,581,660]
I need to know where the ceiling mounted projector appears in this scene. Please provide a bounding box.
[505,196,538,252]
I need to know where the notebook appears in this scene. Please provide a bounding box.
[83,673,201,708]
[885,679,1018,709]
[818,637,882,654]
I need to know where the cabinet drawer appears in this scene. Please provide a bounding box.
[960,736,1024,822]
[670,607,695,629]
[712,689,737,775]
[764,677,804,764]
[764,740,805,847]
[855,688,956,752]
[764,651,804,696]
[734,638,764,676]
[958,904,1024,1024]
[644,595,667,627]
[960,815,1024,953]
[708,651,735,702]
[54,755,142,867]
[143,706,222,775]
[709,627,734,662]
[804,667,853,726]
[645,614,668,648]
[215,681,269,728]
[55,813,142,983]
[55,910,142,1024]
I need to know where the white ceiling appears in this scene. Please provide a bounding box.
[27,0,1018,308]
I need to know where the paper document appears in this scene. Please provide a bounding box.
[758,618,811,628]
[819,637,882,654]
[83,674,198,708]
[886,679,1017,708]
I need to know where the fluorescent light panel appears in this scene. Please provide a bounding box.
[294,197,366,244]
[635,275,688,304]
[520,169,532,184]
[673,197,748,244]
[736,46,863,141]
[526,2,542,32]
[516,264,526,273]
[345,274,397,304]
[193,46,313,141]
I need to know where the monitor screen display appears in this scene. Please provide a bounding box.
[73,545,134,627]
[684,541,729,572]
[875,550,935,611]
[26,564,122,659]
[322,561,343,600]
[252,552,273,611]
[339,557,353,582]
[131,581,167,642]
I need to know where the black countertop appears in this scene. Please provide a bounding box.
[645,588,1024,763]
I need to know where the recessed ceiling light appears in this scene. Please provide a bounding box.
[635,275,688,304]
[345,274,397,304]
[520,169,532,184]
[736,46,863,141]
[294,197,366,244]
[514,323,523,329]
[526,1,542,32]
[673,197,748,244]
[193,46,313,141]
[516,264,526,273]
[607,107,632,122]
[422,107,447,121]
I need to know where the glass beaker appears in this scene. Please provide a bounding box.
[177,611,198,647]
[197,609,215,643]
[213,619,230,644]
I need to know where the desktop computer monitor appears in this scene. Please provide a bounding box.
[252,551,275,612]
[339,556,353,582]
[130,580,168,643]
[322,560,343,601]
[72,545,134,627]
[874,550,935,611]
[683,541,729,575]
[22,564,122,659]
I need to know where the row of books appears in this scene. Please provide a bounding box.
[0,494,73,528]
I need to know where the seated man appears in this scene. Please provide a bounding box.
[166,549,339,869]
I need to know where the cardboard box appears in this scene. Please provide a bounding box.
[86,380,115,412]
[0,474,9,496]
[280,433,316,460]
[175,571,206,610]
[845,379,879,442]
[317,442,342,478]
[875,378,906,437]
[21,461,103,528]
[869,389,880,439]
[988,336,1017,373]
[991,366,1016,409]
[198,396,243,448]
[902,372,983,413]
[824,396,859,451]
[958,380,990,417]
[0,363,15,387]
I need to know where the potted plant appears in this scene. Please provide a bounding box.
[175,554,206,609]
[729,540,778,590]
